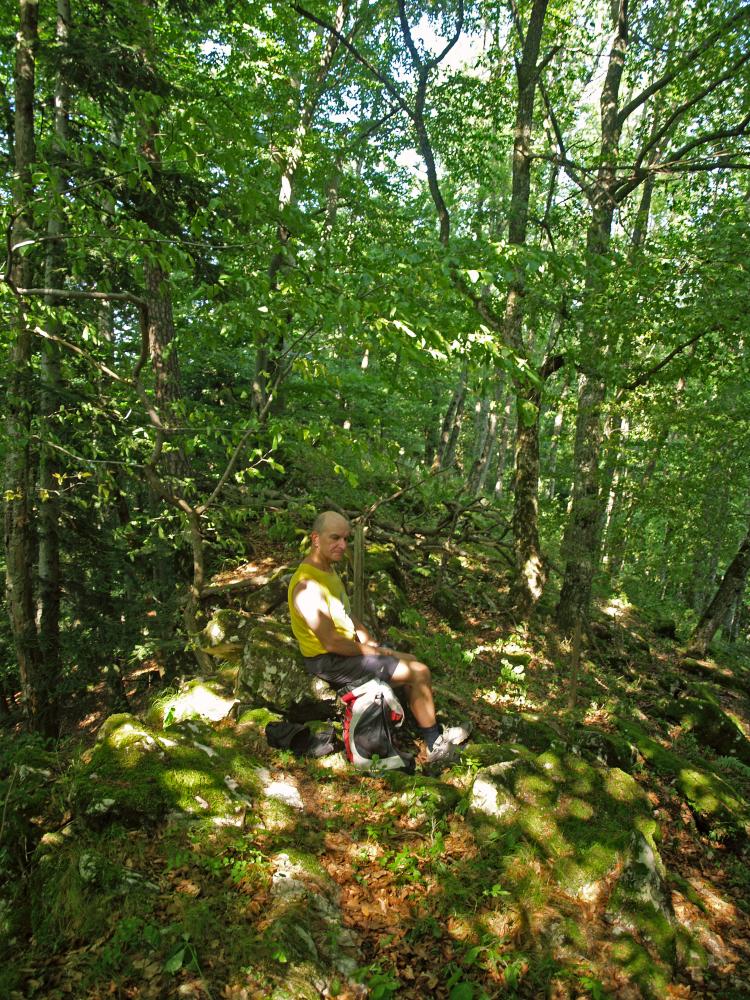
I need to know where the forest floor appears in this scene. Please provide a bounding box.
[2,534,750,1000]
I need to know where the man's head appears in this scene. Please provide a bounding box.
[310,511,351,566]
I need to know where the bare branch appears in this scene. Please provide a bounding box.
[631,48,750,176]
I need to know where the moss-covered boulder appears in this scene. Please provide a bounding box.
[495,711,561,752]
[199,608,253,661]
[432,586,465,630]
[237,620,338,721]
[572,724,638,771]
[152,678,239,726]
[468,747,676,990]
[382,771,462,823]
[660,693,750,766]
[71,713,259,828]
[617,718,750,846]
[261,850,362,997]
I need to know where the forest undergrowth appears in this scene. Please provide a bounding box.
[2,525,750,1000]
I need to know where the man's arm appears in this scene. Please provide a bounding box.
[294,580,383,656]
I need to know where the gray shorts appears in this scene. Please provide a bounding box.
[303,651,399,692]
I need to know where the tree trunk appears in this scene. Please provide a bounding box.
[690,518,750,656]
[468,378,505,495]
[599,414,629,568]
[38,0,71,700]
[434,363,468,469]
[492,392,514,496]
[502,0,550,615]
[556,0,629,632]
[4,0,55,735]
[253,0,349,417]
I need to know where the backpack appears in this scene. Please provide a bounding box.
[341,679,415,773]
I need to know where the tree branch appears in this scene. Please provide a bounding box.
[289,1,414,121]
[616,5,750,127]
[617,328,713,395]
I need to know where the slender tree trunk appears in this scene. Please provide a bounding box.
[253,1,349,416]
[469,378,505,495]
[546,401,565,499]
[434,363,468,469]
[493,393,514,496]
[690,517,750,656]
[38,0,71,698]
[599,414,628,567]
[502,0,550,615]
[4,0,55,734]
[556,0,629,632]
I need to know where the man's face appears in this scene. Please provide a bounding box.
[314,517,351,563]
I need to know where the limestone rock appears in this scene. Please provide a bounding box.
[161,678,239,725]
[262,851,364,997]
[237,619,338,721]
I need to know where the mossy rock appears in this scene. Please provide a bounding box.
[499,644,533,666]
[679,655,750,697]
[262,851,361,994]
[606,831,676,965]
[383,771,462,821]
[660,695,750,766]
[460,742,531,769]
[237,620,338,721]
[147,678,238,727]
[431,586,465,630]
[468,748,677,989]
[495,711,561,752]
[572,724,638,771]
[199,608,253,661]
[616,718,750,847]
[72,713,257,828]
[469,750,659,895]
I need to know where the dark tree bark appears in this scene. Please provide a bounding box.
[690,519,750,656]
[4,0,56,735]
[38,0,71,699]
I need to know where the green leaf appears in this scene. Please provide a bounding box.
[163,947,185,974]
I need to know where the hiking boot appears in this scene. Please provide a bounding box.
[423,734,457,772]
[442,721,473,746]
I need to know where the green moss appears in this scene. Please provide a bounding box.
[617,718,749,844]
[236,707,282,729]
[610,935,671,999]
[72,713,254,826]
[460,742,528,768]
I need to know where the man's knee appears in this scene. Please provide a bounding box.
[407,660,431,686]
[390,657,431,687]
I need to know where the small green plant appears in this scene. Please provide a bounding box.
[499,658,527,692]
[353,962,400,999]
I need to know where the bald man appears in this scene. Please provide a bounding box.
[288,511,471,767]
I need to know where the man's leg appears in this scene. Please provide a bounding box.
[387,654,436,727]
[386,650,472,753]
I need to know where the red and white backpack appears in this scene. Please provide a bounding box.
[340,679,414,772]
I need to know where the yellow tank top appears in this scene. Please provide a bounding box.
[287,562,356,657]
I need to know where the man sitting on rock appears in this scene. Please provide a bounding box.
[288,510,471,767]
